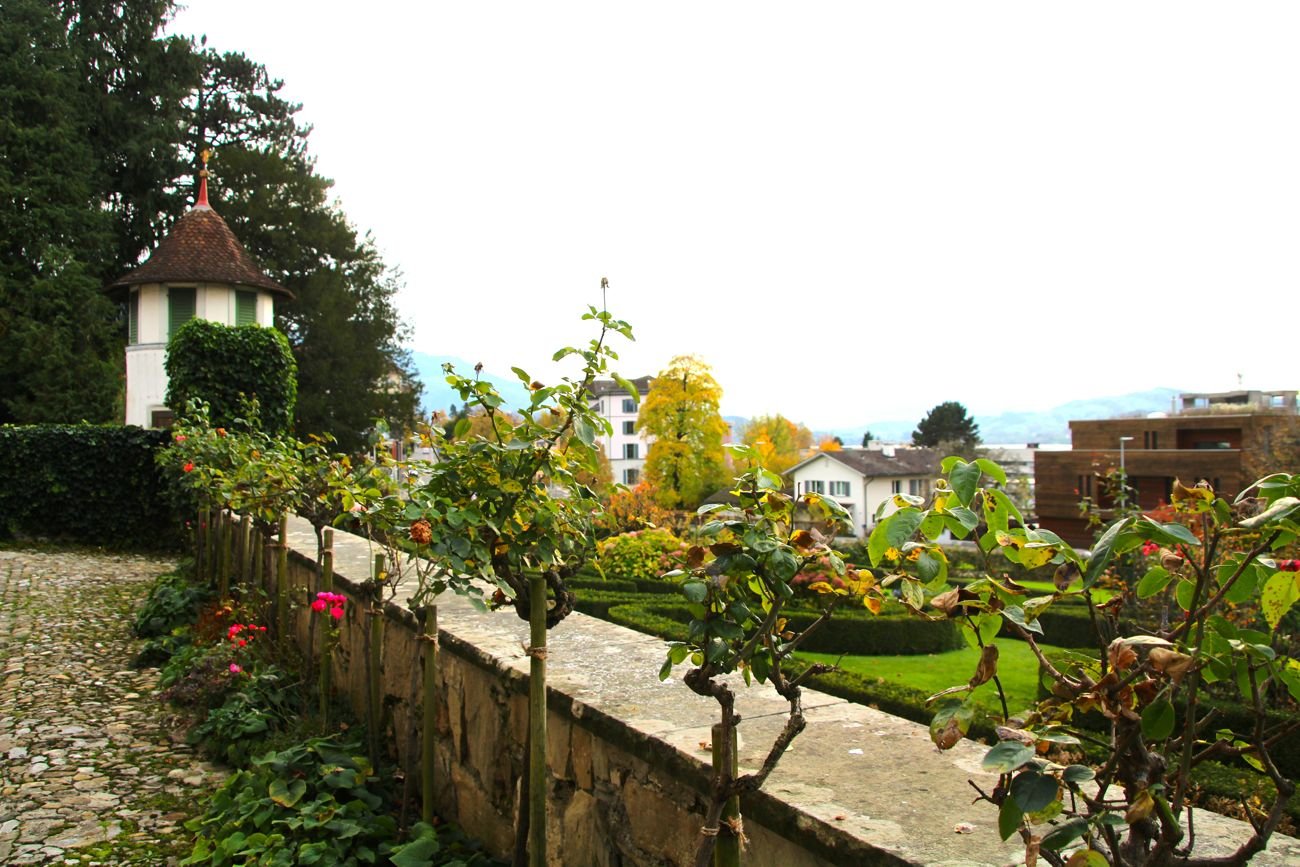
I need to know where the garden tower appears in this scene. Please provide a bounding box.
[107,152,293,427]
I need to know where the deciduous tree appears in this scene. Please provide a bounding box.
[740,413,813,475]
[637,355,730,509]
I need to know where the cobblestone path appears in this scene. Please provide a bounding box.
[0,550,224,865]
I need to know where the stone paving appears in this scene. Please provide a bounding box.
[0,549,224,866]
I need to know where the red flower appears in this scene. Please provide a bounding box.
[1141,541,1159,556]
[330,606,344,620]
[1279,559,1299,572]
[183,461,195,473]
[311,598,328,613]
[175,434,187,443]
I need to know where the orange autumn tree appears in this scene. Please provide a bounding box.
[740,413,813,475]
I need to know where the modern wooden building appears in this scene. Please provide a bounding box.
[1035,390,1299,546]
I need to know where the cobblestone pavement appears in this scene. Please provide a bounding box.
[0,549,224,865]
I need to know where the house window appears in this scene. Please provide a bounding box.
[891,480,902,495]
[804,480,825,495]
[128,291,139,345]
[623,468,639,485]
[908,478,925,496]
[622,398,636,413]
[623,443,639,460]
[168,287,196,338]
[623,420,635,435]
[235,290,258,326]
[829,481,850,497]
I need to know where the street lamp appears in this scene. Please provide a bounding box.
[1119,436,1135,509]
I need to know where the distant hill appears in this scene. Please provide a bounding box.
[410,352,532,416]
[826,388,1183,445]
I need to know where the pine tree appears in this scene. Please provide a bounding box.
[911,401,981,449]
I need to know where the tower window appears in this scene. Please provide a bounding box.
[236,290,257,326]
[168,287,196,338]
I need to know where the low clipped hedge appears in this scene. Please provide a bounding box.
[0,424,177,548]
[605,601,964,656]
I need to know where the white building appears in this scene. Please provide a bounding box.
[786,447,940,538]
[589,376,653,485]
[106,168,293,428]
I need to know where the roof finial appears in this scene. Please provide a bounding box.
[196,148,212,209]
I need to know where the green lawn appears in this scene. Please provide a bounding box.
[801,639,1072,716]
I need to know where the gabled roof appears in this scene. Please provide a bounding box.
[786,447,940,479]
[108,202,292,299]
[589,376,653,397]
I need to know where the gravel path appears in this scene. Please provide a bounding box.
[0,549,224,866]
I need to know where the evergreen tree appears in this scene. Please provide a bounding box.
[637,355,729,508]
[911,401,981,449]
[0,0,121,422]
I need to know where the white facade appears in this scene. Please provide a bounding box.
[789,450,937,538]
[589,378,654,486]
[123,282,277,427]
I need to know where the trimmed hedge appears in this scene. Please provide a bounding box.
[605,601,964,657]
[0,424,177,548]
[166,320,297,434]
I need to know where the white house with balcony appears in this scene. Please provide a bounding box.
[588,376,653,485]
[105,168,293,428]
[786,447,939,538]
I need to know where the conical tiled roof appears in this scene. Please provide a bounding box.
[108,199,293,299]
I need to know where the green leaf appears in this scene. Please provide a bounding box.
[1175,578,1195,611]
[268,778,306,808]
[1040,818,1088,851]
[982,741,1035,774]
[1003,605,1043,635]
[867,509,924,566]
[574,417,596,446]
[1062,764,1096,784]
[1260,570,1300,629]
[1136,566,1172,599]
[1141,699,1176,741]
[998,797,1024,841]
[950,460,981,506]
[1010,770,1060,813]
[1241,496,1300,529]
[682,581,708,603]
[658,656,673,681]
[974,459,1007,486]
[978,613,1003,645]
[1084,516,1134,587]
[611,373,641,409]
[1064,849,1109,867]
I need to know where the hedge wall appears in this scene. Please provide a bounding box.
[165,320,297,434]
[604,601,964,657]
[0,425,177,549]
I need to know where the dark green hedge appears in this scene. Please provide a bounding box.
[0,425,177,548]
[605,601,964,656]
[166,320,297,434]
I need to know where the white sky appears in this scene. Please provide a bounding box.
[167,2,1300,429]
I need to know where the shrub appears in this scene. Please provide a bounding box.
[134,571,212,639]
[607,601,963,656]
[166,319,297,435]
[188,667,299,766]
[594,528,687,581]
[0,424,175,548]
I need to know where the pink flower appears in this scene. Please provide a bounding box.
[175,434,187,442]
[229,664,242,674]
[311,598,328,613]
[330,606,344,620]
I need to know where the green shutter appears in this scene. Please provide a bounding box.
[168,287,196,338]
[236,290,257,326]
[128,291,138,344]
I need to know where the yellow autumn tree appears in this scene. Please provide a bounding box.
[740,413,813,475]
[637,355,730,509]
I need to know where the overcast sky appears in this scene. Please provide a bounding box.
[166,2,1300,429]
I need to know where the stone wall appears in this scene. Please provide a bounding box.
[269,515,1299,867]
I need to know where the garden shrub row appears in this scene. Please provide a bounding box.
[0,424,177,548]
[604,601,964,656]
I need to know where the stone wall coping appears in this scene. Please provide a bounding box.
[282,514,1300,866]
